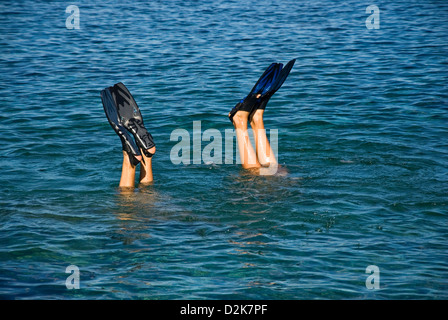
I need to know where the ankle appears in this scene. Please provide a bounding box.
[123,151,140,168]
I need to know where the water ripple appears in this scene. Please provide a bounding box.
[0,0,447,299]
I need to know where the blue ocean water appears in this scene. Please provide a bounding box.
[0,0,447,299]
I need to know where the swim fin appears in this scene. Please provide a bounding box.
[229,62,282,123]
[101,87,142,166]
[257,59,296,110]
[106,82,156,158]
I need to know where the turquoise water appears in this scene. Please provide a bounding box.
[1,0,447,299]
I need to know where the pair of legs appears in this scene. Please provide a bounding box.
[119,146,156,188]
[232,107,278,174]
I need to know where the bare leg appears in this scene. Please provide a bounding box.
[231,110,261,170]
[250,109,278,167]
[119,151,137,188]
[139,146,156,184]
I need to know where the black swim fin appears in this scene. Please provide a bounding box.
[106,82,156,158]
[101,88,142,166]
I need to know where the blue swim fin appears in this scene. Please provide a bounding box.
[229,62,282,123]
[257,59,296,110]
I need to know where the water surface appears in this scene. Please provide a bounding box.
[0,0,447,299]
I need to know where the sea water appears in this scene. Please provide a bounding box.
[0,0,447,299]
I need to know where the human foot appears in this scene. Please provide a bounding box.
[107,82,156,158]
[228,63,281,124]
[101,87,142,166]
[256,59,296,111]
